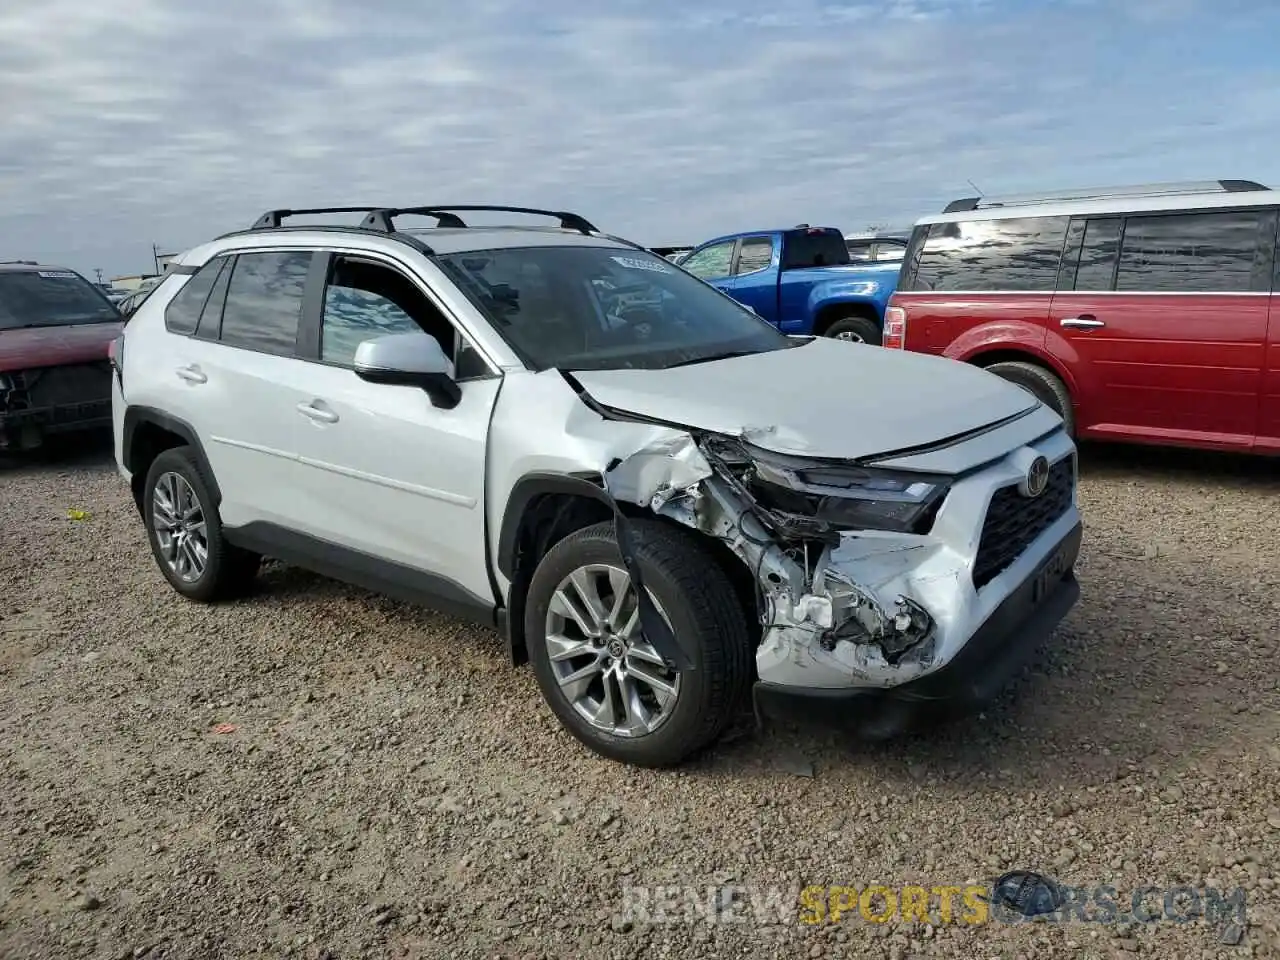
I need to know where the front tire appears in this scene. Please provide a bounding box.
[524,520,752,767]
[824,314,882,345]
[142,446,260,602]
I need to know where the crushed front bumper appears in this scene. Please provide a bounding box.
[0,363,112,451]
[752,521,1082,737]
[0,400,112,451]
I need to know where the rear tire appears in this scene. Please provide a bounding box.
[984,361,1075,435]
[142,446,260,602]
[524,520,752,767]
[824,315,882,346]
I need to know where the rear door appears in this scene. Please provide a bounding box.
[1047,207,1275,448]
[177,249,324,529]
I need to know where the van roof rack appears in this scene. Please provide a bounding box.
[250,204,599,236]
[942,179,1270,214]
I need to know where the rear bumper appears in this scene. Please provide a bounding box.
[753,522,1082,737]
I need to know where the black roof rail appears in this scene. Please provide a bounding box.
[942,179,1271,214]
[359,205,599,235]
[251,207,390,229]
[216,223,437,257]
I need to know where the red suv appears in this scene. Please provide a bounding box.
[1,261,123,452]
[884,180,1280,455]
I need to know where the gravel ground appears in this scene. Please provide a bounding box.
[2,435,1279,960]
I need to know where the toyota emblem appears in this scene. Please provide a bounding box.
[1020,455,1051,499]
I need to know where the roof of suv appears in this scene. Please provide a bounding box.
[190,205,645,266]
[0,261,81,275]
[918,181,1280,227]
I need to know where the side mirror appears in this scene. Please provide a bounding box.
[353,332,461,410]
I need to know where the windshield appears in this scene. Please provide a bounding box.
[0,270,121,331]
[435,246,793,371]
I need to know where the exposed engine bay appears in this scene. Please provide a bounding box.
[602,431,955,689]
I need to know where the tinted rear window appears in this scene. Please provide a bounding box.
[0,270,120,330]
[782,229,851,269]
[906,216,1068,292]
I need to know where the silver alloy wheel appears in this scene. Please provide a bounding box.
[543,563,681,738]
[151,471,209,583]
[835,329,865,343]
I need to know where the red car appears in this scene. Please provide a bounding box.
[884,180,1280,455]
[0,262,124,452]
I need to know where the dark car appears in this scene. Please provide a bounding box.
[0,262,124,452]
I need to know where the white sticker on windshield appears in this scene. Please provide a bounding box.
[610,256,672,274]
[36,271,78,279]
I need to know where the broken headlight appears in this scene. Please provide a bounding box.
[748,454,948,534]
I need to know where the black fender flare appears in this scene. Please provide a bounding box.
[496,469,692,672]
[121,406,223,506]
[496,472,611,581]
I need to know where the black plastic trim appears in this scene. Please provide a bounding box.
[170,264,199,276]
[496,472,612,580]
[222,521,498,629]
[121,406,223,506]
[296,252,331,361]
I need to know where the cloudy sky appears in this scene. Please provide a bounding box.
[1,0,1277,279]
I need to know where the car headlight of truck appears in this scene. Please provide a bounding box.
[748,453,948,534]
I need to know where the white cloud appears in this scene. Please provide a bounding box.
[0,0,1276,275]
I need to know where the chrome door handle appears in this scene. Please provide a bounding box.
[1060,316,1105,330]
[296,401,339,424]
[175,365,207,384]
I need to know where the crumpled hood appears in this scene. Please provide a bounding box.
[571,337,1039,462]
[0,322,122,373]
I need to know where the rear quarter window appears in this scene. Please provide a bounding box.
[904,216,1068,292]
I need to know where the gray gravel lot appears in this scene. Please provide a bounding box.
[2,436,1279,960]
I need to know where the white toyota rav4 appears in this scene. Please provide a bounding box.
[110,205,1082,767]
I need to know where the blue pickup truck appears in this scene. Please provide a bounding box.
[677,225,901,345]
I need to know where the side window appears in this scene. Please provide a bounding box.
[195,256,234,339]
[911,216,1068,292]
[219,251,312,356]
[680,241,735,279]
[321,257,425,366]
[1115,211,1269,293]
[319,256,491,379]
[1073,218,1122,291]
[734,237,774,275]
[846,241,874,262]
[164,258,226,335]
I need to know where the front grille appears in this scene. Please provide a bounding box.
[14,362,111,409]
[973,456,1074,590]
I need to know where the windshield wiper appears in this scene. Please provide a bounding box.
[663,349,761,369]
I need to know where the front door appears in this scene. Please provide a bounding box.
[285,252,500,607]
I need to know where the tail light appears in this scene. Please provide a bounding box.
[883,305,907,349]
[108,335,124,381]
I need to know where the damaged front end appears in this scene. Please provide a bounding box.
[602,431,953,690]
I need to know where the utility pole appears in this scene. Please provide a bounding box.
[94,268,103,284]
[151,243,160,276]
